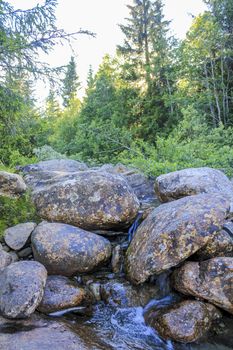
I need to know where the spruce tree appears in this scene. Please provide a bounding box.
[62,56,81,107]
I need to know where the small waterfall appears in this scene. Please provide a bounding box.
[128,212,143,243]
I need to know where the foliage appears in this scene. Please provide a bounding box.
[0,193,38,237]
[62,56,81,107]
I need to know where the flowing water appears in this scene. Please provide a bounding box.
[58,301,233,350]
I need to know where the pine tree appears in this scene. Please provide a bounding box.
[62,56,81,107]
[86,65,95,91]
[118,0,171,95]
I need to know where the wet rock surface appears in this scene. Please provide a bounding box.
[100,279,160,307]
[126,194,229,284]
[0,261,47,319]
[0,171,27,198]
[173,257,233,314]
[145,300,222,343]
[37,275,93,314]
[30,171,140,230]
[31,222,112,276]
[4,222,37,250]
[155,167,233,202]
[0,313,102,350]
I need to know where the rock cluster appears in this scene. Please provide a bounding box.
[0,161,233,346]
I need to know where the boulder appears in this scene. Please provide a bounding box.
[155,167,233,203]
[195,229,233,260]
[31,171,140,230]
[126,194,229,284]
[37,275,93,314]
[172,257,233,314]
[0,171,26,198]
[98,163,158,203]
[20,159,88,174]
[31,222,112,276]
[145,300,221,343]
[0,261,47,319]
[0,248,13,269]
[4,222,37,250]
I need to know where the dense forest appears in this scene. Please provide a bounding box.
[1,0,233,179]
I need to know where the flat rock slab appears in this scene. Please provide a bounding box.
[145,300,221,343]
[31,171,140,230]
[0,261,47,319]
[0,313,102,350]
[37,275,93,314]
[4,222,37,250]
[0,171,26,198]
[173,257,233,314]
[31,222,112,276]
[155,167,233,202]
[126,194,229,284]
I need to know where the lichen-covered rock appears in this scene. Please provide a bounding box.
[111,245,124,274]
[195,229,233,260]
[173,257,233,314]
[37,275,93,314]
[0,171,26,198]
[126,194,229,284]
[20,159,88,174]
[0,261,47,319]
[20,159,88,190]
[31,171,140,230]
[155,167,233,203]
[31,222,112,276]
[4,222,37,250]
[145,300,221,343]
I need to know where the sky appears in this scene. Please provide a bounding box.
[9,0,207,101]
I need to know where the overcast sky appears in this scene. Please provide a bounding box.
[9,0,207,101]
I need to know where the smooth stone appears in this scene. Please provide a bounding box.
[0,261,47,319]
[4,222,37,250]
[31,222,112,276]
[37,275,93,314]
[155,167,233,203]
[126,194,229,284]
[17,247,33,258]
[145,300,221,343]
[0,249,13,269]
[172,257,233,314]
[0,171,26,198]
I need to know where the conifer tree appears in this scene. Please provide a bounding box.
[62,56,81,107]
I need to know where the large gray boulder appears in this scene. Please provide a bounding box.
[145,300,221,343]
[172,257,233,314]
[126,194,229,284]
[155,167,233,203]
[0,261,47,319]
[37,275,93,314]
[31,222,112,276]
[19,159,88,191]
[30,171,140,230]
[4,222,37,250]
[0,171,26,198]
